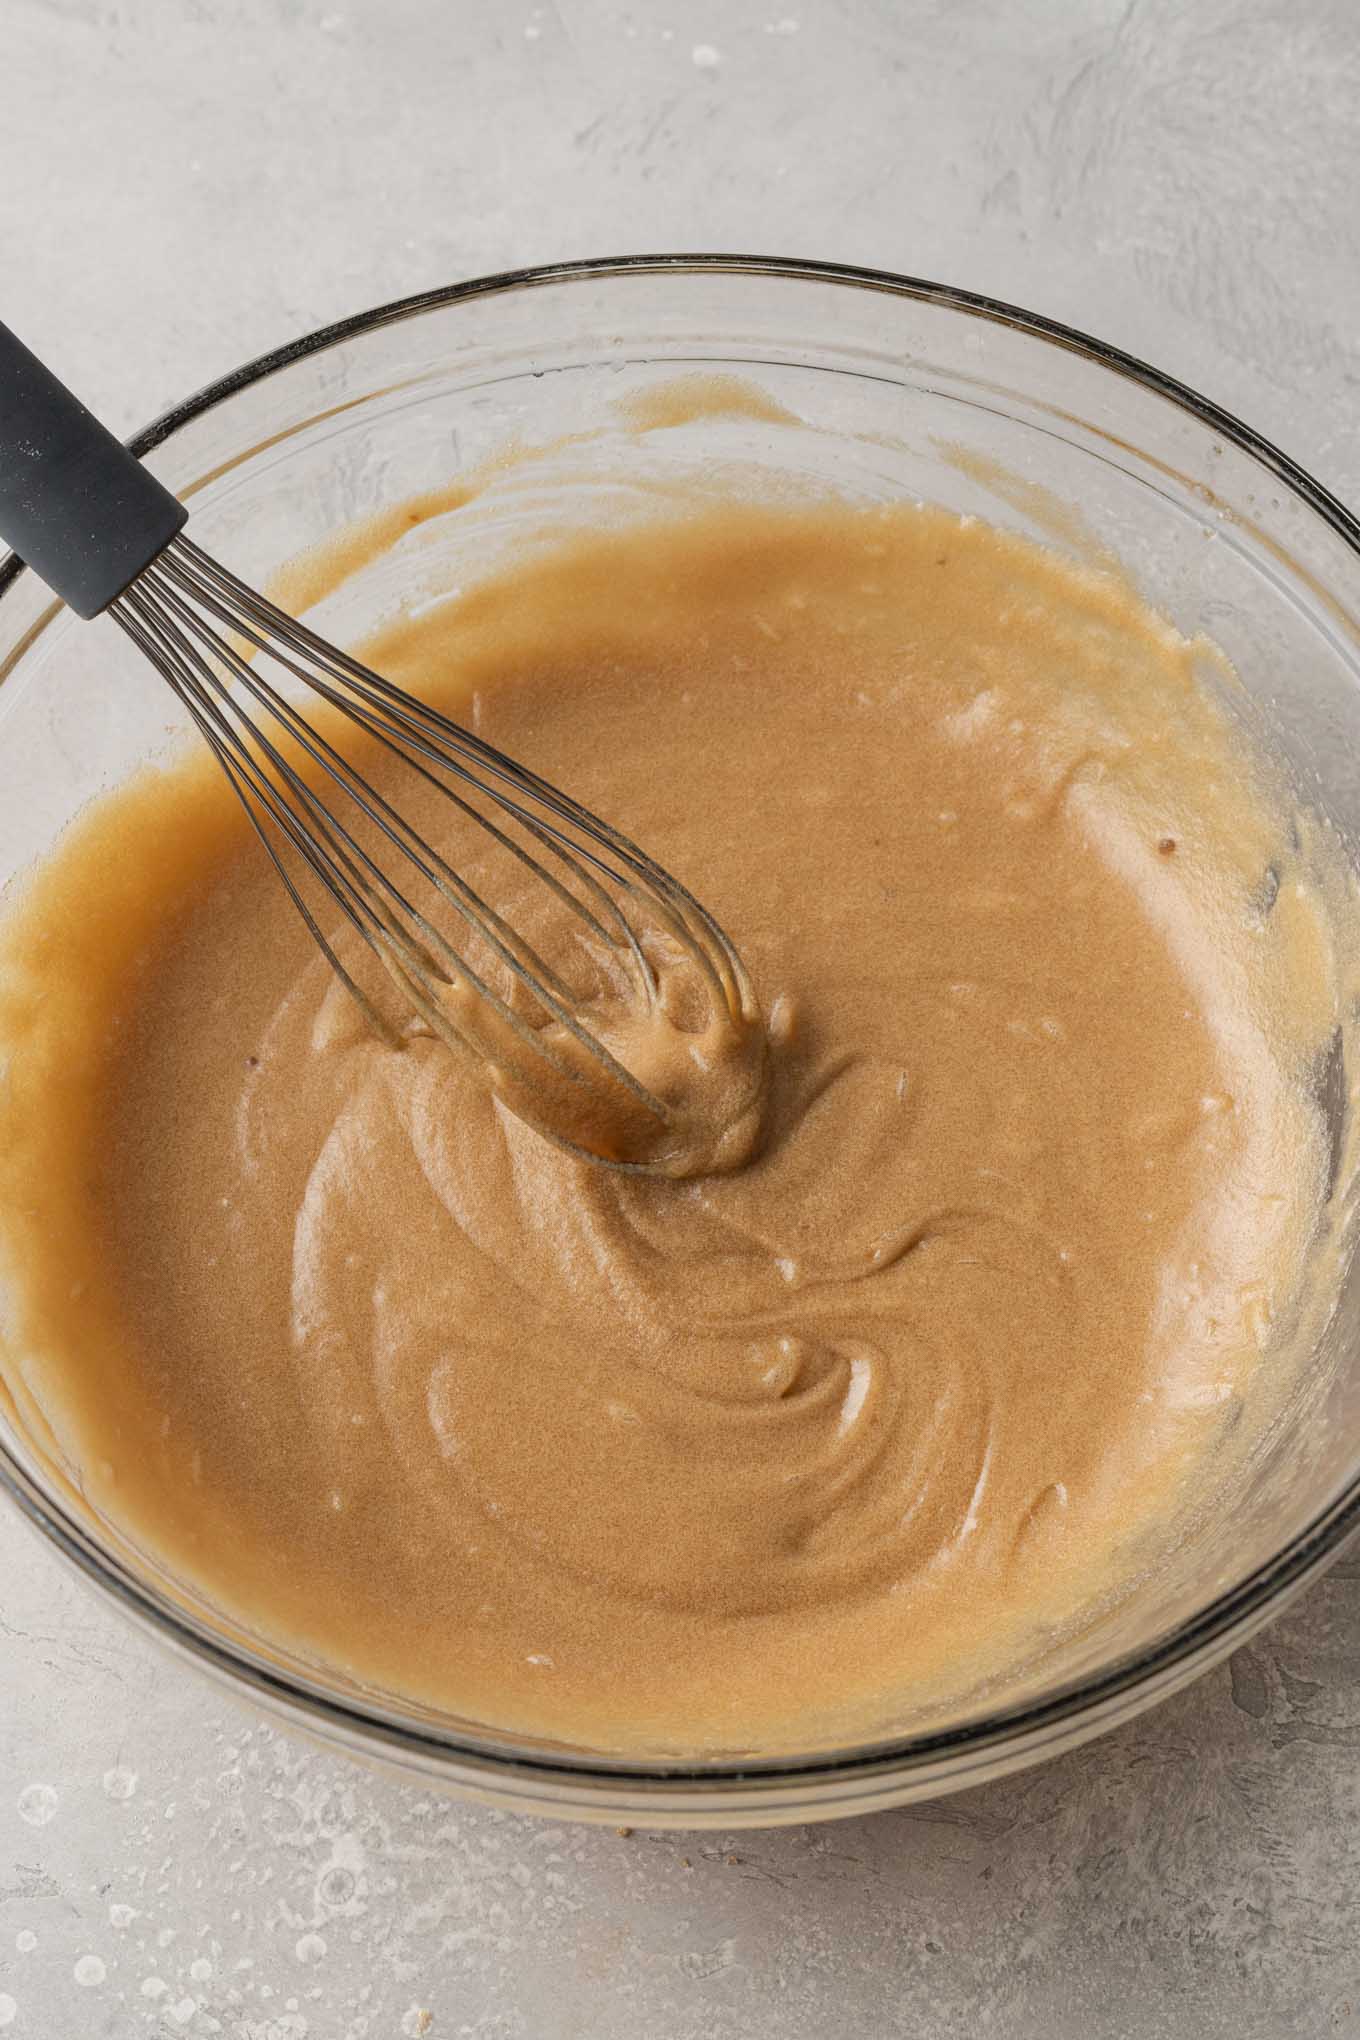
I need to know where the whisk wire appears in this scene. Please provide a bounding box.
[117,578,666,1116]
[109,534,756,1135]
[115,592,399,1033]
[157,542,650,980]
[160,538,746,1017]
[134,571,574,997]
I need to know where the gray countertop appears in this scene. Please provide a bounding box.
[3,1,1360,2033]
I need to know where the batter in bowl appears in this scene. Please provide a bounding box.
[0,482,1345,1753]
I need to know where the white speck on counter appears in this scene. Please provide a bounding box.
[13,1933,36,1955]
[691,41,720,66]
[102,1765,138,1800]
[16,1783,58,1827]
[294,1932,327,1966]
[0,1997,15,2029]
[72,1954,106,1987]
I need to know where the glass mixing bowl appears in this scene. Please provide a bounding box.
[2,256,1359,1827]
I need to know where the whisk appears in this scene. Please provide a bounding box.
[0,320,763,1173]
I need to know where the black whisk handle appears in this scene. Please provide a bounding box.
[0,318,186,619]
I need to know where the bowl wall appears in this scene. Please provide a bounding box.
[2,258,1359,1824]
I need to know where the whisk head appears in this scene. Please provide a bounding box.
[110,534,765,1175]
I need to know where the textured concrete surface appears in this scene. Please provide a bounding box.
[3,0,1360,2034]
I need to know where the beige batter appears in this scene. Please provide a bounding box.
[0,484,1343,1754]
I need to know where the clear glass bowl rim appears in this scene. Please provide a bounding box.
[1,251,1358,1807]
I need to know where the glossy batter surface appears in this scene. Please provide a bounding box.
[0,494,1333,1752]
